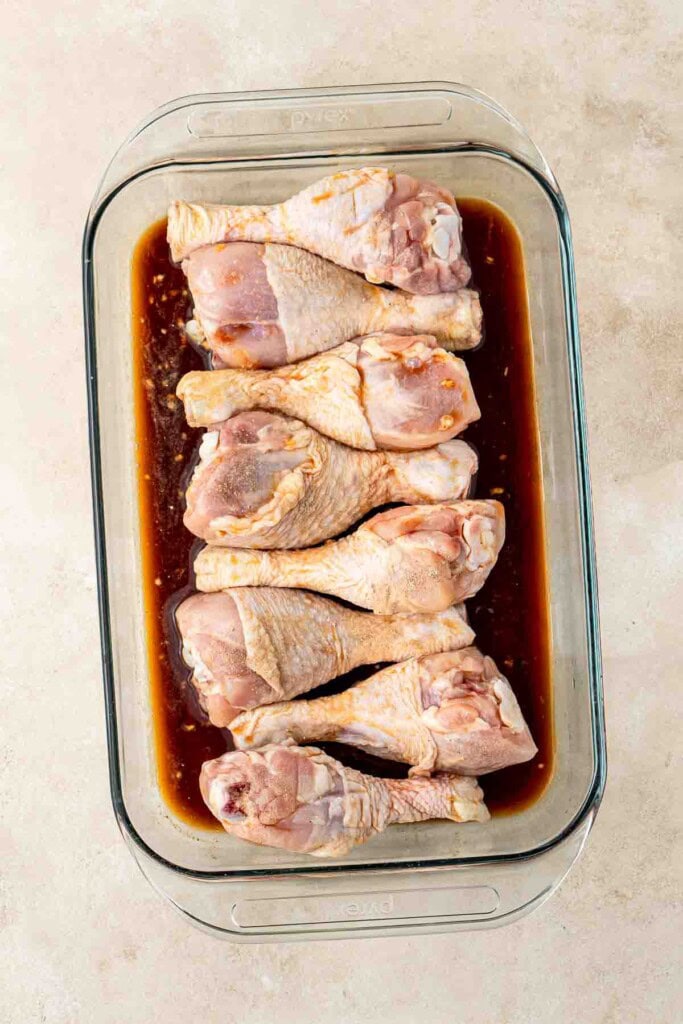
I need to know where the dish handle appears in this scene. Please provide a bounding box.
[88,82,558,218]
[126,812,595,942]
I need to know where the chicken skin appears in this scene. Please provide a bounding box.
[194,500,505,613]
[176,589,474,726]
[181,241,481,367]
[231,648,537,776]
[178,334,480,451]
[168,167,471,293]
[200,742,489,857]
[184,411,478,548]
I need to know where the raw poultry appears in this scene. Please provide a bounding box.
[178,333,480,450]
[154,166,542,861]
[183,410,478,548]
[194,500,505,613]
[231,648,537,775]
[168,167,471,293]
[180,240,481,367]
[200,742,489,856]
[176,589,473,726]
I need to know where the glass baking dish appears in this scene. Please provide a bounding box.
[83,82,605,940]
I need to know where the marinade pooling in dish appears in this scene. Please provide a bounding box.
[131,197,553,829]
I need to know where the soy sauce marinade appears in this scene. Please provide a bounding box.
[131,200,553,829]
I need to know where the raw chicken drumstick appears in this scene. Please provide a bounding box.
[200,742,489,857]
[181,241,482,367]
[195,500,505,613]
[168,167,471,293]
[175,589,474,726]
[178,334,480,451]
[232,648,537,776]
[184,411,477,549]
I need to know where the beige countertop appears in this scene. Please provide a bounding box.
[1,2,681,1021]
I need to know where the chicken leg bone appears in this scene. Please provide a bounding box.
[178,334,480,451]
[194,500,505,613]
[175,589,474,726]
[168,167,471,294]
[181,241,482,367]
[232,648,537,775]
[184,411,478,548]
[200,742,489,857]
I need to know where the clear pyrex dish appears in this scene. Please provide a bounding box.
[83,82,606,940]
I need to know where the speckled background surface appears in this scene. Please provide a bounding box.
[1,2,681,1021]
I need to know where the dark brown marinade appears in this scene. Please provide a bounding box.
[131,199,553,830]
[458,199,553,813]
[131,221,220,828]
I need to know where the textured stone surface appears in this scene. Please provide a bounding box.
[1,1,681,1021]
